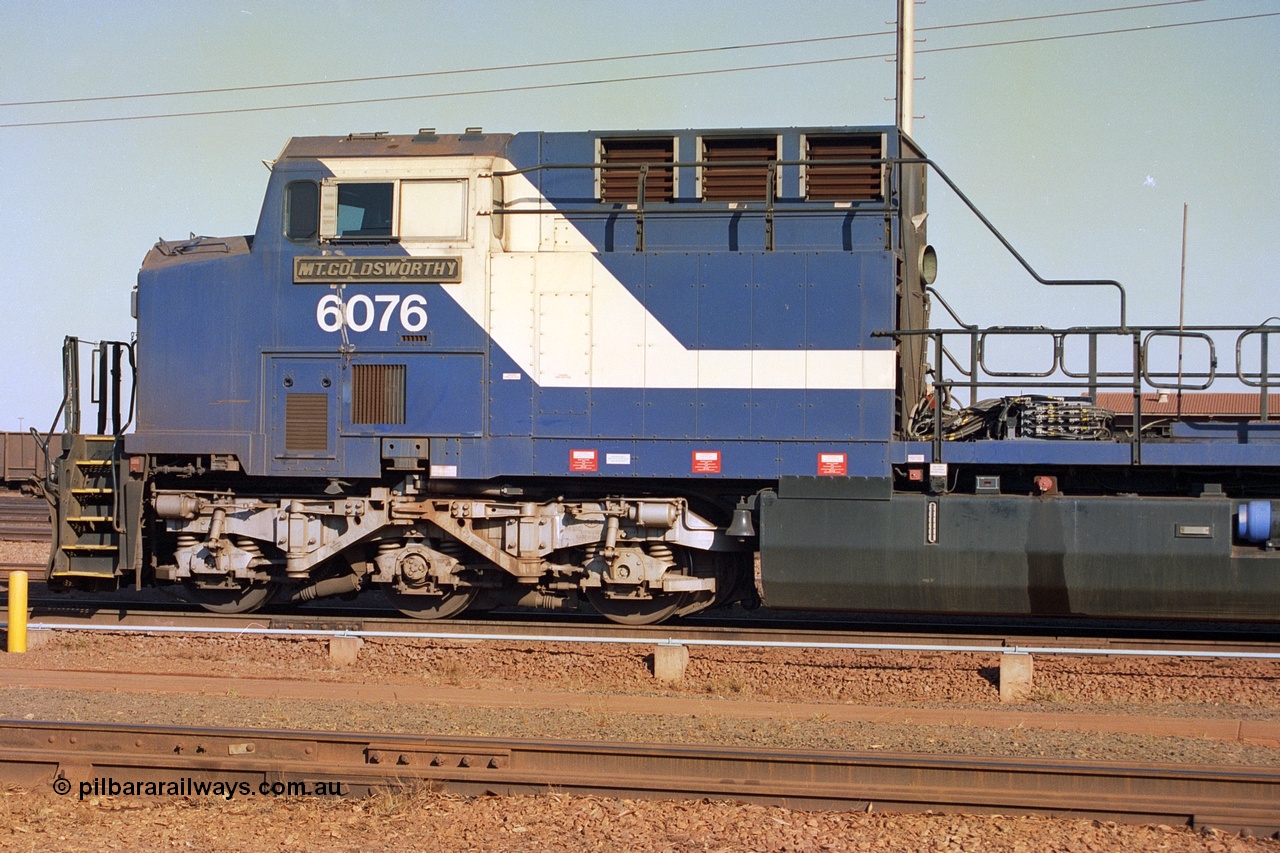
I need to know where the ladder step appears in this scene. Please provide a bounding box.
[66,516,112,523]
[51,569,117,579]
[60,544,118,552]
[75,459,113,467]
[71,488,114,495]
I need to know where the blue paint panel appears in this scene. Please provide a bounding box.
[428,438,470,478]
[486,435,533,474]
[534,387,590,438]
[697,389,750,439]
[590,388,643,438]
[538,133,596,203]
[629,213,755,252]
[529,439,640,476]
[856,252,896,344]
[751,253,806,349]
[520,439,779,478]
[488,348,531,437]
[405,354,484,436]
[805,389,857,440]
[804,253,865,350]
[134,253,267,443]
[804,390,894,443]
[751,389,805,440]
[776,442,889,478]
[643,389,697,439]
[337,435,381,478]
[772,209,886,252]
[644,252,699,350]
[698,253,752,349]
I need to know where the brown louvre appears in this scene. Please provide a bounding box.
[352,363,406,425]
[285,394,329,451]
[805,134,884,201]
[701,136,776,201]
[599,138,675,203]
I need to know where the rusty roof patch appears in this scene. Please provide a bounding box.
[1095,391,1280,417]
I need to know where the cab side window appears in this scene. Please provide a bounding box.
[337,183,393,237]
[284,181,319,241]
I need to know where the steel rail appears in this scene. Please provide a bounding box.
[0,562,44,574]
[0,495,50,542]
[7,618,1280,661]
[0,527,49,542]
[1,720,1276,835]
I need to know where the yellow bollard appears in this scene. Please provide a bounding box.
[7,571,27,654]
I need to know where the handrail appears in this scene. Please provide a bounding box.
[901,157,1128,327]
[882,323,1280,463]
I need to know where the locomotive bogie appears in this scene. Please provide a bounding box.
[147,481,735,620]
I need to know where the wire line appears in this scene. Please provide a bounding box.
[0,10,1272,130]
[0,0,1212,109]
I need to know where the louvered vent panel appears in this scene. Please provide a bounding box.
[285,394,329,451]
[701,137,776,201]
[600,138,675,202]
[352,363,406,425]
[805,134,884,201]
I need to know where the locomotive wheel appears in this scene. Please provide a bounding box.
[183,580,277,614]
[382,583,478,620]
[585,586,688,626]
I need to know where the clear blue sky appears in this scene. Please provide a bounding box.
[2,0,1277,430]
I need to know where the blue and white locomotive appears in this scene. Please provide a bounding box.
[45,125,1280,623]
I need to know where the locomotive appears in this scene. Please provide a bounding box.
[41,124,1280,623]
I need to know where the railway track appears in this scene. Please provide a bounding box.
[2,720,1276,834]
[0,493,50,542]
[4,607,1278,659]
[0,561,43,579]
[6,598,1280,657]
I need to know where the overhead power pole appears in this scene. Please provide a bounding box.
[896,0,915,136]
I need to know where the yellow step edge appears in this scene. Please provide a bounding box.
[50,570,118,578]
[59,544,118,552]
[71,488,114,494]
[66,516,112,523]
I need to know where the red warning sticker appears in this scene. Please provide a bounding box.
[692,450,721,474]
[817,452,848,476]
[569,449,598,472]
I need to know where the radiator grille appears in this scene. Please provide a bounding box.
[284,394,329,451]
[701,136,777,201]
[352,363,406,425]
[804,134,884,201]
[600,138,675,202]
